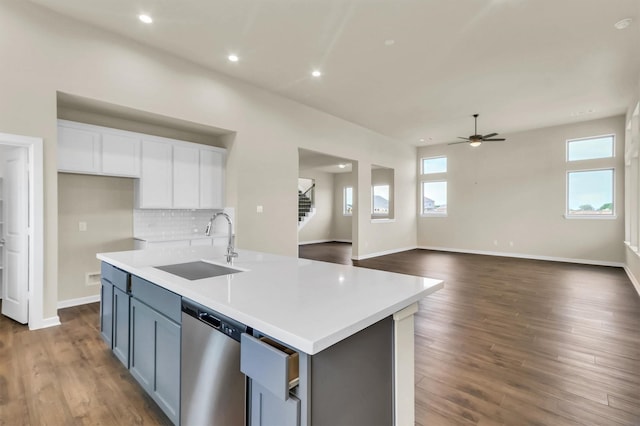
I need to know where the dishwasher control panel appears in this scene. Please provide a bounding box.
[182,298,249,342]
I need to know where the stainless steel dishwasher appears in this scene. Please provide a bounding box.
[181,298,250,425]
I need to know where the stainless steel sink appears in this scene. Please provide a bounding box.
[154,261,242,280]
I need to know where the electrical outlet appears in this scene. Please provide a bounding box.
[256,205,263,213]
[79,221,87,232]
[493,240,498,246]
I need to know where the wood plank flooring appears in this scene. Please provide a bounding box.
[299,243,640,425]
[1,244,638,425]
[0,302,171,425]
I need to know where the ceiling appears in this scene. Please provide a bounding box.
[30,0,640,146]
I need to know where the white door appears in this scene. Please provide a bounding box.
[1,147,29,323]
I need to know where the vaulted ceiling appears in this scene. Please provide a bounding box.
[30,0,640,146]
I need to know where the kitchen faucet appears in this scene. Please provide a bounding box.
[205,212,238,263]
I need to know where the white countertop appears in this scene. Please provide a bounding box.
[97,246,443,354]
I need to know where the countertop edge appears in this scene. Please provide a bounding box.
[97,252,444,354]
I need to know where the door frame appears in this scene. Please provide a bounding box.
[0,132,45,329]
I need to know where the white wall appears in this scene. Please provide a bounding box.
[0,1,417,320]
[418,116,625,264]
[57,173,134,303]
[624,70,640,295]
[332,172,354,241]
[298,170,334,243]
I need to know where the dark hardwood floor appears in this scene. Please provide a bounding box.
[0,301,171,426]
[299,242,640,425]
[1,245,638,425]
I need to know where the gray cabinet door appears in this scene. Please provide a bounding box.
[100,279,113,347]
[129,298,180,425]
[112,286,130,368]
[249,381,300,426]
[130,298,155,391]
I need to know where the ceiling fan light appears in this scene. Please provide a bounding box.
[469,141,482,147]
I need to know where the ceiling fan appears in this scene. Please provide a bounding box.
[448,114,506,147]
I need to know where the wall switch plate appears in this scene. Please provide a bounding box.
[79,221,87,232]
[256,205,263,213]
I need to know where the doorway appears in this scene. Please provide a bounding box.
[297,148,356,256]
[0,132,45,329]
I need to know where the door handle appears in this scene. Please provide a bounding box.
[0,238,4,246]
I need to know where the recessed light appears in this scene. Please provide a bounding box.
[384,39,395,46]
[228,54,239,62]
[338,164,346,169]
[419,138,425,142]
[138,14,153,24]
[614,18,632,30]
[311,70,322,78]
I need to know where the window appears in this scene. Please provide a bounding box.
[421,155,447,216]
[422,156,447,174]
[372,185,389,216]
[565,134,616,219]
[422,181,447,215]
[567,169,614,217]
[567,135,614,162]
[343,187,353,215]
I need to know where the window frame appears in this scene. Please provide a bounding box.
[343,186,353,216]
[421,155,448,175]
[566,134,615,163]
[371,184,390,217]
[565,167,615,219]
[421,180,448,217]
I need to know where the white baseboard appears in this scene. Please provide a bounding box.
[416,246,624,268]
[298,239,352,245]
[57,294,100,309]
[30,316,61,330]
[353,246,416,261]
[299,239,333,245]
[623,266,640,297]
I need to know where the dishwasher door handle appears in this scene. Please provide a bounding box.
[198,312,221,329]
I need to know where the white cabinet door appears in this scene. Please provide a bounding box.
[102,132,141,177]
[173,145,200,209]
[138,139,173,208]
[58,125,101,174]
[200,149,224,209]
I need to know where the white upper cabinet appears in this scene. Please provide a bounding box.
[58,124,101,174]
[57,120,141,177]
[102,132,141,177]
[200,149,224,209]
[57,120,226,209]
[173,145,200,208]
[137,138,173,208]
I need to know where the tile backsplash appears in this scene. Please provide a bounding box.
[133,208,234,240]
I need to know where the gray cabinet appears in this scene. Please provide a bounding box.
[100,262,130,350]
[112,286,130,368]
[241,334,300,426]
[129,276,181,425]
[249,381,300,426]
[99,279,113,347]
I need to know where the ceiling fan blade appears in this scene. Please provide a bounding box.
[482,138,506,141]
[448,140,471,145]
[482,133,498,139]
[457,137,470,140]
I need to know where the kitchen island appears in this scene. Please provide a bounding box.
[97,245,443,425]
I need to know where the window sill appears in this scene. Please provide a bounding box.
[421,213,448,218]
[563,214,617,220]
[371,218,395,223]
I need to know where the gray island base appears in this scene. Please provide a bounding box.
[97,246,443,425]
